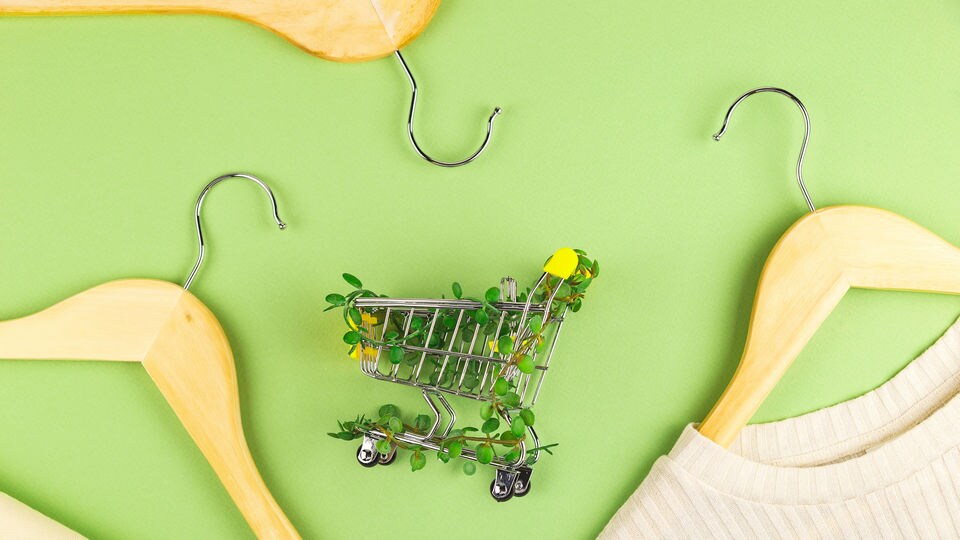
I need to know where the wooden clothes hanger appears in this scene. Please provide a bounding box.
[0,173,300,539]
[0,0,501,167]
[0,0,439,61]
[698,88,960,448]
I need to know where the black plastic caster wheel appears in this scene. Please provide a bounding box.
[490,479,514,502]
[513,479,531,497]
[357,445,378,468]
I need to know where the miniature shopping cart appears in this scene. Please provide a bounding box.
[349,248,585,501]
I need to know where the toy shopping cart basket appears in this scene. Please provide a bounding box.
[350,248,586,501]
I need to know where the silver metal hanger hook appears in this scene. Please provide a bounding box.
[395,50,502,168]
[712,87,816,213]
[183,173,287,291]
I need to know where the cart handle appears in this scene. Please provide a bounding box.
[543,248,579,279]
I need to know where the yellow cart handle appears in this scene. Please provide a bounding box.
[543,248,579,279]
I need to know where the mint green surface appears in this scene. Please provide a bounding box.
[1,2,959,538]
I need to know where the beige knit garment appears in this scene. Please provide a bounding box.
[0,492,83,539]
[600,317,960,539]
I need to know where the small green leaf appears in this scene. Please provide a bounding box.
[504,447,522,462]
[378,404,400,418]
[452,282,463,299]
[437,451,451,463]
[384,330,400,341]
[473,309,489,325]
[414,414,431,432]
[375,439,391,455]
[511,417,526,437]
[348,307,362,326]
[503,392,521,408]
[481,418,500,434]
[591,259,600,277]
[410,317,424,331]
[388,416,403,433]
[447,440,463,459]
[528,315,542,333]
[497,335,514,356]
[325,293,346,306]
[389,346,404,364]
[494,377,509,396]
[517,355,536,374]
[476,443,495,464]
[520,408,536,427]
[480,403,494,420]
[484,287,500,303]
[342,331,361,345]
[574,277,593,293]
[443,315,457,330]
[410,451,426,472]
[463,462,477,475]
[342,273,363,289]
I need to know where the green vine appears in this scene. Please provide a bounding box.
[326,250,598,473]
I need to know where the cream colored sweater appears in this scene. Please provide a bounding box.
[601,317,960,539]
[0,493,82,539]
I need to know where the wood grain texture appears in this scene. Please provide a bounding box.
[0,0,440,61]
[699,205,960,447]
[0,279,299,539]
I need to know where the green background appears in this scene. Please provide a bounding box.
[1,2,959,538]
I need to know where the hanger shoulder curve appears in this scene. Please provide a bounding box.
[699,205,960,447]
[0,279,184,361]
[143,290,299,539]
[0,0,440,61]
[0,279,299,537]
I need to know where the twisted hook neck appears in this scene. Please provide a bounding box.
[395,50,502,168]
[713,87,816,213]
[184,173,286,291]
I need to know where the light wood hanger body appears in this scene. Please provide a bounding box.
[0,279,297,538]
[0,174,298,538]
[698,89,960,448]
[0,0,440,61]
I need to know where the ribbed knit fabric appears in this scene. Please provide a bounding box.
[600,317,960,539]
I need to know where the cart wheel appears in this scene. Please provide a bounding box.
[378,448,397,465]
[513,479,531,497]
[490,479,514,502]
[356,445,378,468]
[513,468,533,497]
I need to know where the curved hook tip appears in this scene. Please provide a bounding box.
[184,172,286,290]
[711,87,816,213]
[396,49,503,168]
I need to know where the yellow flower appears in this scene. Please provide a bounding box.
[349,345,379,361]
[348,311,380,331]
